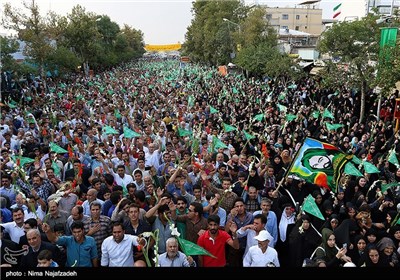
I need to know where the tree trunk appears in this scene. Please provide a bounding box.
[39,60,47,93]
[359,80,366,123]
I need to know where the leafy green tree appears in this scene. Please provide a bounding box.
[234,6,300,83]
[119,24,146,60]
[2,0,55,87]
[0,36,20,72]
[317,14,400,122]
[63,5,102,75]
[182,0,246,65]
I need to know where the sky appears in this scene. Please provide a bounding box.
[1,0,364,45]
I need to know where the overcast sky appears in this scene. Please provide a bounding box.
[1,0,354,44]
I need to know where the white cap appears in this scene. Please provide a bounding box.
[254,230,273,242]
[343,262,356,267]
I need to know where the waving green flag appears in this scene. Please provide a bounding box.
[380,182,400,193]
[277,104,287,113]
[123,126,141,138]
[49,142,68,154]
[114,109,122,119]
[209,106,219,114]
[103,126,119,135]
[11,156,35,166]
[312,110,320,119]
[344,162,363,177]
[363,161,380,174]
[286,114,297,122]
[351,155,362,165]
[177,127,192,137]
[52,161,61,177]
[177,237,216,258]
[213,136,228,150]
[243,130,255,141]
[387,149,400,168]
[302,194,325,220]
[253,113,264,122]
[326,123,344,131]
[322,108,334,119]
[223,123,237,133]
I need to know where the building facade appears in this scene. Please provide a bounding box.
[264,6,323,35]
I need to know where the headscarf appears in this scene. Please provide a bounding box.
[317,228,338,261]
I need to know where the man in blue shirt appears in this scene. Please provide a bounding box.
[42,221,98,267]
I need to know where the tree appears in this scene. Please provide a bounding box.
[234,6,300,82]
[0,36,20,72]
[317,14,399,122]
[2,0,55,88]
[63,5,102,76]
[182,0,246,65]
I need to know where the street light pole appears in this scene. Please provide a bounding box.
[222,18,241,33]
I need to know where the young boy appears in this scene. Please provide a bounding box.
[37,249,59,267]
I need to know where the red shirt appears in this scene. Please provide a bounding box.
[197,230,231,267]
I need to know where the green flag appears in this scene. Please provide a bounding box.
[323,108,334,119]
[123,126,141,138]
[380,182,400,193]
[243,130,255,141]
[286,114,297,122]
[49,142,68,154]
[302,194,325,220]
[114,109,122,119]
[326,123,344,131]
[351,155,362,165]
[188,95,195,108]
[51,161,61,177]
[176,237,216,258]
[103,126,119,135]
[277,104,287,113]
[177,127,192,137]
[363,161,380,173]
[312,110,320,119]
[209,106,219,114]
[11,156,35,166]
[253,113,264,122]
[213,136,228,150]
[223,123,237,133]
[379,28,398,67]
[387,149,400,168]
[333,3,342,11]
[6,102,17,109]
[344,162,363,177]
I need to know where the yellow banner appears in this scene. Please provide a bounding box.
[144,44,182,51]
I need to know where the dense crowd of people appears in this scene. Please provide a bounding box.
[0,57,399,268]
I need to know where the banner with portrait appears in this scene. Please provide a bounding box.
[287,137,353,192]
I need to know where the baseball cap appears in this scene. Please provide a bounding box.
[254,230,273,242]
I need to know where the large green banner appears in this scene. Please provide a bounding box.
[379,27,398,64]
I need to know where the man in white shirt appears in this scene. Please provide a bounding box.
[1,207,25,244]
[243,230,280,267]
[101,221,146,267]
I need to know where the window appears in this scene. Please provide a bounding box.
[296,15,300,20]
[295,26,299,30]
[305,26,307,29]
[282,14,289,20]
